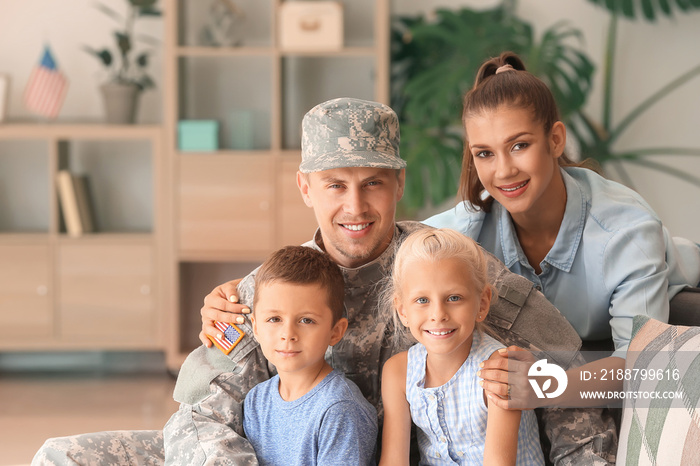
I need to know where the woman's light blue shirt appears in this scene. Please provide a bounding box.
[425,167,700,355]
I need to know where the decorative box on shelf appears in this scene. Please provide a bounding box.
[279,1,343,51]
[178,120,219,152]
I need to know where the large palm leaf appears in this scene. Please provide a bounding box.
[586,0,700,21]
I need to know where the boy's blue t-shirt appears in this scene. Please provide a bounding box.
[243,369,378,466]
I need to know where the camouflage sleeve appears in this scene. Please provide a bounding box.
[483,252,618,464]
[31,430,164,465]
[537,407,617,465]
[164,345,272,465]
[164,268,272,464]
[484,251,582,365]
[236,270,257,311]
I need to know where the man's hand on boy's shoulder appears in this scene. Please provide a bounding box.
[200,277,249,346]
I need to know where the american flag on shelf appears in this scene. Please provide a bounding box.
[23,45,69,119]
[208,321,245,355]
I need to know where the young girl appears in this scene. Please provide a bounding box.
[426,52,700,400]
[379,228,544,466]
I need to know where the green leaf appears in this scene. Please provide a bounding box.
[657,0,673,15]
[138,6,162,17]
[83,46,113,67]
[641,0,656,20]
[129,0,157,7]
[604,0,620,15]
[621,0,636,17]
[116,31,131,56]
[94,2,122,23]
[676,0,692,12]
[136,52,149,67]
[586,0,700,20]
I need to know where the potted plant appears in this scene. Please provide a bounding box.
[84,0,161,124]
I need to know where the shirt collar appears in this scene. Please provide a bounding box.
[546,168,586,272]
[498,167,586,272]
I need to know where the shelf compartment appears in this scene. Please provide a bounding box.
[177,0,273,48]
[0,140,51,233]
[57,140,154,234]
[177,56,273,151]
[281,55,376,149]
[178,260,260,354]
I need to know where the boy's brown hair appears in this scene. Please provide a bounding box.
[253,246,345,324]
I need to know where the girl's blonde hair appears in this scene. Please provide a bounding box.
[381,228,495,346]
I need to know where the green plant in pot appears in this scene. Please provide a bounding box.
[84,0,161,124]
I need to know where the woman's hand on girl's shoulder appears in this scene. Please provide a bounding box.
[479,346,539,410]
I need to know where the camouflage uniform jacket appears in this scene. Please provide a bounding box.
[163,221,617,465]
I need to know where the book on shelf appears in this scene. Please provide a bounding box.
[73,174,95,233]
[56,170,95,237]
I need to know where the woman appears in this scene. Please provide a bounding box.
[425,52,700,403]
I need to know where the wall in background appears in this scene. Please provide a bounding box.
[1,0,698,241]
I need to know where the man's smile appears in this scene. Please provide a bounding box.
[340,222,371,232]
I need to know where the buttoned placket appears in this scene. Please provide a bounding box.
[424,389,453,462]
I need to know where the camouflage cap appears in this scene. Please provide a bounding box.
[299,97,406,173]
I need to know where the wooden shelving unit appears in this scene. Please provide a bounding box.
[0,124,165,350]
[163,0,390,369]
[0,0,389,368]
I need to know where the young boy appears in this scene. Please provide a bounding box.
[242,245,378,465]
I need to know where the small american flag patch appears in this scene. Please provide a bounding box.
[208,321,245,355]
